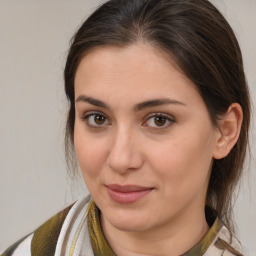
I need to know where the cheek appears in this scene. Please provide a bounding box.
[74,124,107,180]
[148,130,214,197]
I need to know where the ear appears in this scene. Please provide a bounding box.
[213,103,243,159]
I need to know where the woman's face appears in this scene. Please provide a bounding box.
[74,44,220,232]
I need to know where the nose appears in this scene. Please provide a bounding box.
[107,127,144,174]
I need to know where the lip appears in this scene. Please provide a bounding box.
[106,184,153,204]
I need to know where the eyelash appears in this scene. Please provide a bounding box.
[81,111,111,128]
[143,113,175,129]
[81,111,175,129]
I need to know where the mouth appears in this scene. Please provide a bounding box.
[106,184,154,204]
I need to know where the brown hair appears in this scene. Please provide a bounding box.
[64,0,251,232]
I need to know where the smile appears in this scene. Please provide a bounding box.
[106,184,154,204]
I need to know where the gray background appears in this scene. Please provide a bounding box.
[0,0,255,253]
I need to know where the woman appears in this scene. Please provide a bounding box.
[1,0,251,255]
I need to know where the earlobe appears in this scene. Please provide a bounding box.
[213,103,243,160]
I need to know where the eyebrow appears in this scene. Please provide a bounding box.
[134,98,185,111]
[75,95,185,111]
[76,95,110,109]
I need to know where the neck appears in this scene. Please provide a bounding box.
[101,207,209,256]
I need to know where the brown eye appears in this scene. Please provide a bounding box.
[154,116,167,126]
[144,113,174,129]
[94,114,106,125]
[83,112,110,128]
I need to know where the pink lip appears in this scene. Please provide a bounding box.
[106,184,153,204]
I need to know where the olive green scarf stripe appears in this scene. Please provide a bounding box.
[181,218,224,256]
[0,234,31,256]
[31,203,74,256]
[88,201,115,256]
[215,238,243,256]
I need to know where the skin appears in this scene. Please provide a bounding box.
[73,43,241,256]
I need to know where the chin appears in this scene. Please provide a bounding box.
[104,208,155,232]
[111,219,150,232]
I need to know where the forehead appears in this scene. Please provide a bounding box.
[74,43,203,107]
[76,43,182,77]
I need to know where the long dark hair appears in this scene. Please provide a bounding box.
[64,0,251,232]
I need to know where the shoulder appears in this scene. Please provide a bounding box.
[1,196,91,256]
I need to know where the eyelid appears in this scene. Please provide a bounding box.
[142,112,175,128]
[81,111,111,128]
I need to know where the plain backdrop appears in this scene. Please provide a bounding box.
[0,0,255,253]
